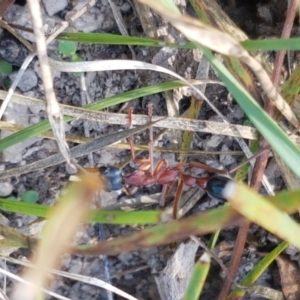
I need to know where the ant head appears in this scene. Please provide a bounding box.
[99,166,123,192]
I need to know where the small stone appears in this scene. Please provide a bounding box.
[42,0,68,16]
[1,102,41,163]
[219,144,236,167]
[205,135,223,150]
[9,69,38,92]
[227,105,244,122]
[64,122,72,133]
[121,2,131,13]
[72,9,104,32]
[61,254,72,270]
[68,259,83,274]
[42,140,58,152]
[4,5,57,42]
[30,115,41,124]
[65,163,77,175]
[70,119,83,127]
[0,181,13,197]
[0,37,29,66]
[118,252,133,265]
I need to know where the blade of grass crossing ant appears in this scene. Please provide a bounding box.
[223,182,300,249]
[184,252,211,300]
[208,142,259,254]
[1,186,299,254]
[227,241,288,299]
[1,187,300,225]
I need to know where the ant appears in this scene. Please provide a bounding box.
[88,104,249,219]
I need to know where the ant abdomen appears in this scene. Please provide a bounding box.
[206,175,232,202]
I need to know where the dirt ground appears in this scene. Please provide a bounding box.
[0,0,297,299]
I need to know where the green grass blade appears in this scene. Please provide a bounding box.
[224,182,300,248]
[0,198,161,224]
[2,184,298,225]
[267,188,300,213]
[74,206,239,255]
[184,252,211,300]
[242,38,300,51]
[227,241,288,299]
[58,33,300,52]
[281,63,300,106]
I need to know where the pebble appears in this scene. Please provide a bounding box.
[65,163,78,175]
[1,103,41,163]
[121,2,131,12]
[68,259,83,274]
[219,144,236,167]
[204,135,223,150]
[42,0,68,16]
[0,181,13,197]
[9,69,38,92]
[72,9,104,32]
[0,37,29,66]
[4,5,57,42]
[118,252,133,265]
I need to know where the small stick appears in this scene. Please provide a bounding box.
[147,103,154,176]
[160,184,169,207]
[228,146,271,174]
[127,107,136,161]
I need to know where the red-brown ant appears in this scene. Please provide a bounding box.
[88,104,245,219]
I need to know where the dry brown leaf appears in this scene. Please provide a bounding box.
[276,255,300,300]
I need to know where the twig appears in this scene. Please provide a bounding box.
[0,20,34,52]
[0,53,36,119]
[27,0,70,164]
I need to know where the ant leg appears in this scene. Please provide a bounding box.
[228,146,271,174]
[147,103,154,176]
[127,107,136,161]
[172,180,184,219]
[188,161,228,175]
[154,159,169,174]
[160,184,168,207]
